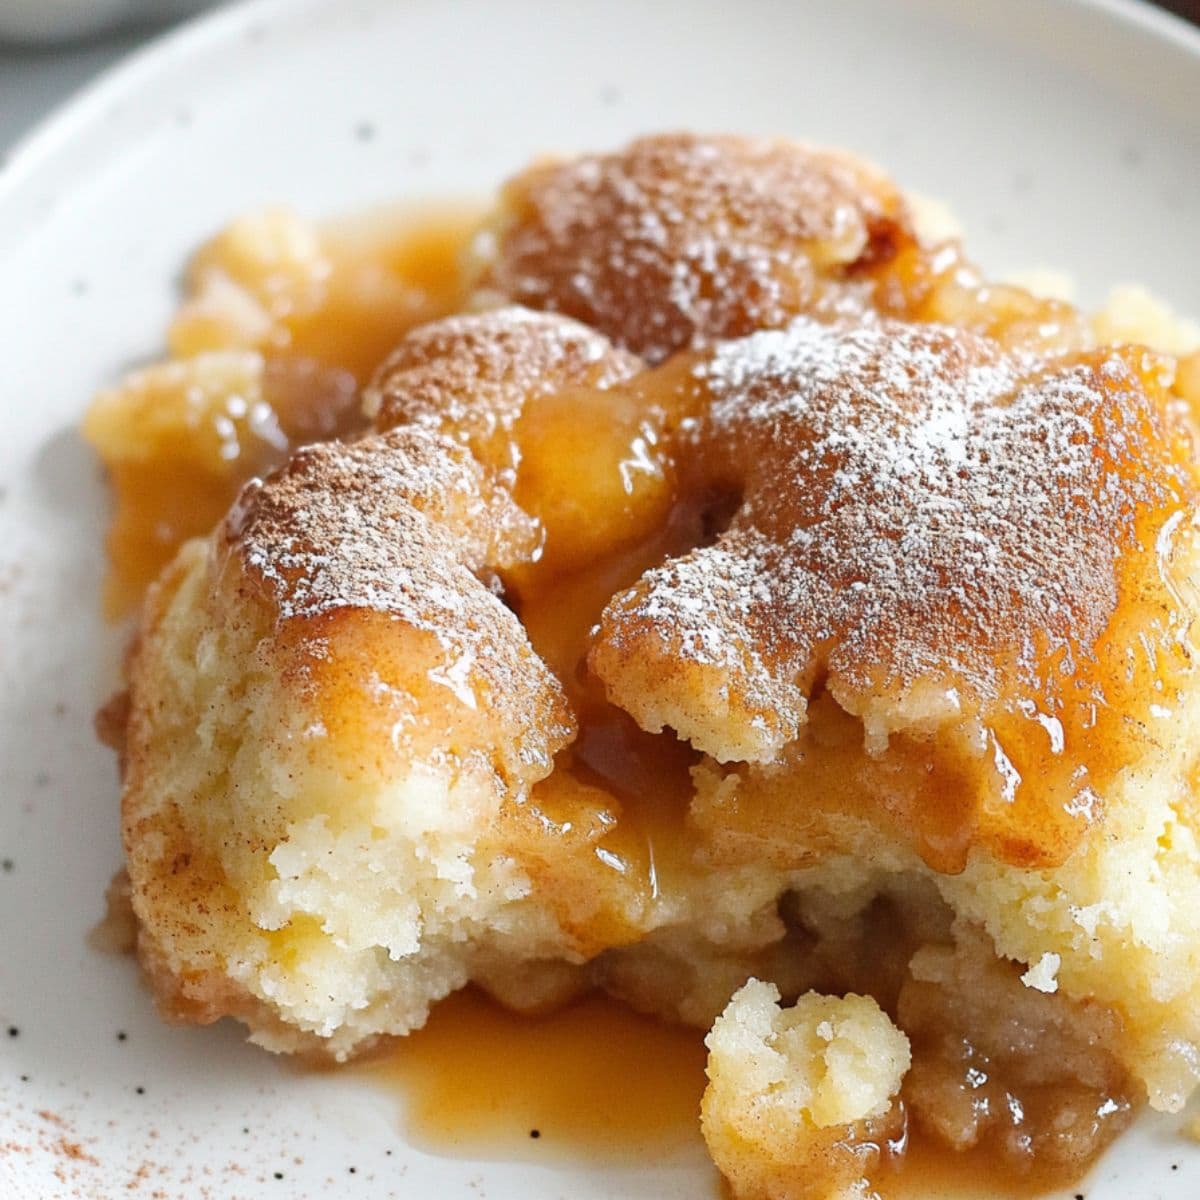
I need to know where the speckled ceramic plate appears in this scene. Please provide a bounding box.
[2,1,1200,1197]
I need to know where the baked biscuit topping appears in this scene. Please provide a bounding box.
[221,428,573,779]
[225,428,539,622]
[86,133,1200,1200]
[592,319,1198,868]
[366,306,642,458]
[477,133,921,362]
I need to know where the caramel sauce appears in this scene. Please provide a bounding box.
[260,207,480,382]
[86,207,480,616]
[357,987,713,1165]
[509,381,680,576]
[501,509,703,954]
[170,203,482,382]
[873,1131,1084,1200]
[355,984,1100,1199]
[96,203,1190,1199]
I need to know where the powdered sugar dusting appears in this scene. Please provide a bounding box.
[481,133,915,363]
[596,317,1194,755]
[365,305,640,472]
[217,428,569,735]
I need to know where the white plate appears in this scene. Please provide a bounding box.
[2,1,1200,1196]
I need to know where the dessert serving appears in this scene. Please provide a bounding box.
[85,133,1200,1198]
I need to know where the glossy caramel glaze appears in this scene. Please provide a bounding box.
[500,509,704,955]
[356,987,711,1162]
[85,208,476,614]
[94,134,1200,1199]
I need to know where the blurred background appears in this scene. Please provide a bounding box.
[1,0,1198,158]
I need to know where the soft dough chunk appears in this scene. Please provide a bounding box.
[702,981,909,1200]
[121,428,575,1057]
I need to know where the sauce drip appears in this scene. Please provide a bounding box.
[358,988,712,1165]
[495,519,701,954]
[85,206,480,616]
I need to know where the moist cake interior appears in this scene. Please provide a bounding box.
[85,135,1200,1200]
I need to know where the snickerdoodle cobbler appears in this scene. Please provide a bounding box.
[85,134,1200,1199]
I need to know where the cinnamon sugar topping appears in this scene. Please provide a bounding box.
[594,317,1197,781]
[479,133,918,363]
[223,427,538,626]
[366,306,641,471]
[218,429,574,769]
[705,319,1191,696]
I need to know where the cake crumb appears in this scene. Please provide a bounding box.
[1021,953,1062,994]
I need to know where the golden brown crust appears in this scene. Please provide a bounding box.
[476,133,919,362]
[218,426,575,778]
[592,319,1199,867]
[365,305,642,468]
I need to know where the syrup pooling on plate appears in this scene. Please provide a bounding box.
[358,979,1123,1197]
[357,987,711,1161]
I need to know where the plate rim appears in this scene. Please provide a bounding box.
[2,0,1200,227]
[2,1,1200,1197]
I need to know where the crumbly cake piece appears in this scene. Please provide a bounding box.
[122,429,573,1055]
[702,982,909,1200]
[96,132,1200,1195]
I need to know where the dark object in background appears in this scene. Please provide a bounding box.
[1160,0,1200,23]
